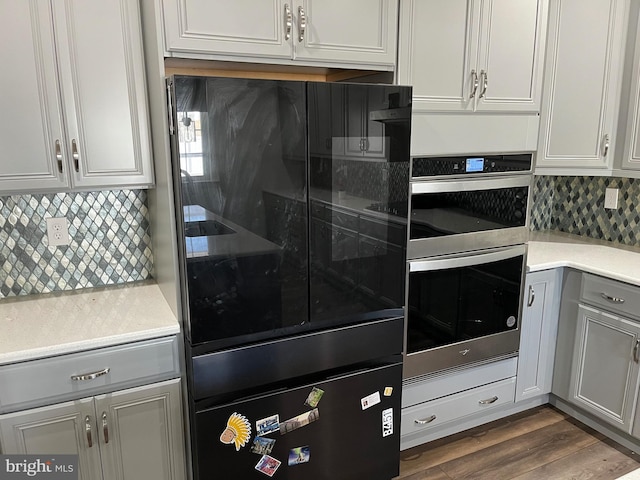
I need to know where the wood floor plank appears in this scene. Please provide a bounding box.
[437,416,602,479]
[511,440,640,480]
[398,406,568,476]
[398,466,451,480]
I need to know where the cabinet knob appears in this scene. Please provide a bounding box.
[478,395,499,405]
[527,286,535,307]
[71,367,110,381]
[85,416,93,448]
[102,412,109,444]
[602,134,610,157]
[600,292,624,304]
[71,139,80,172]
[414,415,436,425]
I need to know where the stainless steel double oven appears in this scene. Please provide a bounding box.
[403,154,532,379]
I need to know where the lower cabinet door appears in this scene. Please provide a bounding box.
[0,397,104,480]
[401,377,516,437]
[95,379,186,480]
[570,304,640,432]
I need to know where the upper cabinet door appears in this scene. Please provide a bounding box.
[52,0,154,189]
[397,0,481,112]
[397,0,547,113]
[536,0,628,172]
[621,8,640,171]
[0,0,68,192]
[474,0,547,112]
[293,0,398,68]
[162,0,293,59]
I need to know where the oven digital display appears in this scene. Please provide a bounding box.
[466,157,484,173]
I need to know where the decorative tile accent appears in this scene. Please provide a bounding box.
[531,176,640,247]
[0,190,153,298]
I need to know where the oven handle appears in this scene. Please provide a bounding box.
[409,245,526,273]
[410,175,530,195]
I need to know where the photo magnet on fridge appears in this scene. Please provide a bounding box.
[219,412,252,451]
[288,446,311,466]
[304,387,325,408]
[383,386,393,397]
[361,391,381,410]
[251,436,276,455]
[255,455,281,477]
[280,408,320,435]
[256,414,280,436]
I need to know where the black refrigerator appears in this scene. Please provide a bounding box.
[168,76,412,480]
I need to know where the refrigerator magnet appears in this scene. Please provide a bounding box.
[383,386,393,397]
[256,414,280,436]
[304,387,325,408]
[219,412,252,451]
[255,455,281,477]
[382,407,394,437]
[361,391,381,410]
[251,436,276,455]
[280,408,320,435]
[288,446,310,466]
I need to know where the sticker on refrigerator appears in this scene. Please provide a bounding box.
[382,408,394,437]
[255,455,281,477]
[361,391,381,410]
[256,414,280,436]
[288,446,310,466]
[219,412,252,451]
[304,387,325,408]
[280,408,320,435]
[251,436,276,455]
[383,387,393,397]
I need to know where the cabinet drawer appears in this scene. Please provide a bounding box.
[0,336,180,413]
[401,377,516,437]
[581,273,640,320]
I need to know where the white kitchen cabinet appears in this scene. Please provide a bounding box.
[536,0,628,173]
[515,269,561,402]
[0,0,153,194]
[161,0,398,69]
[397,0,548,113]
[570,304,640,432]
[620,6,640,172]
[343,87,387,160]
[0,379,185,480]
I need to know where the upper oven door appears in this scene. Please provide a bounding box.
[408,175,530,259]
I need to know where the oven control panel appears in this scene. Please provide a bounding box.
[411,153,532,178]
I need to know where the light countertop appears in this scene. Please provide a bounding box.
[0,281,179,365]
[528,231,640,287]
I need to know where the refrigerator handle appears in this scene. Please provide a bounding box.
[166,80,175,135]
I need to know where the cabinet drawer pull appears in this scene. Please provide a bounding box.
[71,139,80,172]
[479,70,488,98]
[284,4,292,41]
[414,415,436,425]
[527,286,535,307]
[102,412,109,444]
[71,367,110,381]
[297,6,306,42]
[601,292,624,304]
[469,70,479,99]
[633,339,640,363]
[85,415,93,448]
[602,134,610,157]
[478,395,499,405]
[55,140,63,173]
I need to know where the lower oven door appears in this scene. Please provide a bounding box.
[404,245,526,379]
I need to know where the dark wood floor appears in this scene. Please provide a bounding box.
[397,405,640,480]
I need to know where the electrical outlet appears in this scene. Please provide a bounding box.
[604,188,619,210]
[46,217,70,246]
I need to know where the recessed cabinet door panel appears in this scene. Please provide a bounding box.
[0,398,103,480]
[397,0,479,112]
[570,305,640,431]
[52,0,153,188]
[476,0,545,112]
[162,0,292,59]
[0,0,68,192]
[294,0,397,67]
[96,379,185,480]
[537,0,627,170]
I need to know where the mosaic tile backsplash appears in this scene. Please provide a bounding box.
[0,190,153,298]
[531,176,640,246]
